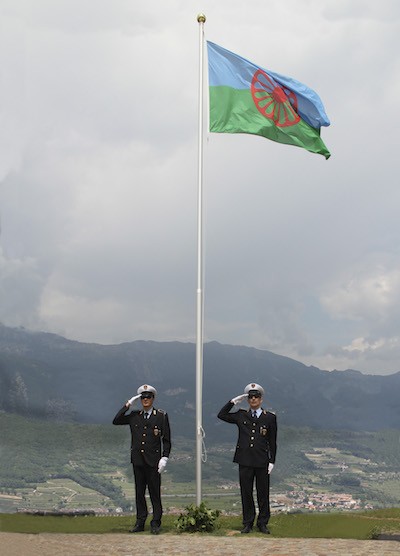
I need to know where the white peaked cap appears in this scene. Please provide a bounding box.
[244,382,265,396]
[137,384,157,395]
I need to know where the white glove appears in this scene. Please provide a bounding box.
[127,394,141,406]
[268,463,274,474]
[158,456,169,474]
[231,393,247,405]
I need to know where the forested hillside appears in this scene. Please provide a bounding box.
[1,324,399,433]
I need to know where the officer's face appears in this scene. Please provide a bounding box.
[248,393,262,410]
[141,394,154,409]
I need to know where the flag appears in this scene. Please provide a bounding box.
[207,41,331,159]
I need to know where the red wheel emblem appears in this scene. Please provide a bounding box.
[251,69,300,128]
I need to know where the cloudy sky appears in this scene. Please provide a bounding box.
[1,1,399,375]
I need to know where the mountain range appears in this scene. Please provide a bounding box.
[1,323,399,436]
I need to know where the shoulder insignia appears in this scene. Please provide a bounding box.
[157,408,165,414]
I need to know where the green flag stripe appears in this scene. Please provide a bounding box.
[209,86,330,159]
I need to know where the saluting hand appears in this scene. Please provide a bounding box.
[231,393,247,405]
[126,394,141,407]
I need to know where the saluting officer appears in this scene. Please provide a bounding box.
[113,384,171,534]
[218,383,277,534]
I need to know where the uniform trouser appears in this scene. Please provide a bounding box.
[132,463,162,527]
[239,464,270,527]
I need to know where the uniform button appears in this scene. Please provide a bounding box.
[142,433,146,436]
[141,449,144,452]
[250,444,254,447]
[251,437,254,440]
[142,441,145,444]
[252,430,255,433]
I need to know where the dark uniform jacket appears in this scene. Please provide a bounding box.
[113,406,171,467]
[218,401,277,468]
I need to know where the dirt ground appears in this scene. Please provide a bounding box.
[1,532,400,556]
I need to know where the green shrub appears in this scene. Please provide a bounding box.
[368,526,381,540]
[175,502,220,533]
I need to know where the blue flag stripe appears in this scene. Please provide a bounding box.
[207,41,330,130]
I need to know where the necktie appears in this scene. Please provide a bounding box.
[145,412,150,419]
[252,411,257,419]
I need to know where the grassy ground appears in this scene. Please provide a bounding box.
[1,508,399,539]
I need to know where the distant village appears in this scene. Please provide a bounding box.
[215,481,373,514]
[271,491,374,513]
[15,485,374,516]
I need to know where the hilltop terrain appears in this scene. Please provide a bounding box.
[1,323,399,435]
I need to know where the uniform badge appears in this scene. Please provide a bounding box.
[153,427,159,436]
[260,426,267,436]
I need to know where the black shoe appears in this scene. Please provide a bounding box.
[151,525,161,535]
[258,524,270,534]
[241,525,253,534]
[129,524,145,533]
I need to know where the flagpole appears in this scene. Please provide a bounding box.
[195,12,206,506]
